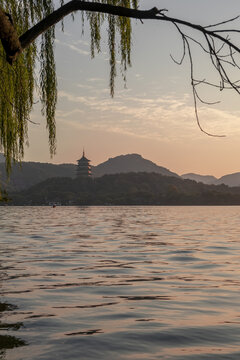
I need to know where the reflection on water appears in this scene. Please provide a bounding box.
[0,302,26,360]
[1,206,240,359]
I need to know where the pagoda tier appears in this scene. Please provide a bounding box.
[76,150,92,178]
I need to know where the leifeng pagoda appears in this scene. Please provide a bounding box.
[76,150,92,178]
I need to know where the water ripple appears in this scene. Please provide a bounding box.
[1,206,240,359]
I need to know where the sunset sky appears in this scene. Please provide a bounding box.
[24,0,240,178]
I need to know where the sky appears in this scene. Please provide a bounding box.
[24,0,240,178]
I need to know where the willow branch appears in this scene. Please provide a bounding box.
[16,1,240,57]
[19,2,163,50]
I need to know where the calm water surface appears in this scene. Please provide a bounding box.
[1,206,240,359]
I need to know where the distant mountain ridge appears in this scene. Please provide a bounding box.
[215,173,240,187]
[182,172,240,187]
[0,162,76,191]
[1,152,240,191]
[92,154,179,178]
[0,153,178,191]
[181,173,218,185]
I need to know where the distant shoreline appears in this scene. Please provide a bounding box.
[3,204,240,207]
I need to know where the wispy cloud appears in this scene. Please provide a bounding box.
[57,89,240,141]
[72,39,89,47]
[76,83,94,90]
[55,39,90,56]
[56,108,84,118]
[87,77,104,82]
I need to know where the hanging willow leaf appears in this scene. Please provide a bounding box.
[0,0,138,173]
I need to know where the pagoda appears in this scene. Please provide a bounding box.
[76,149,92,178]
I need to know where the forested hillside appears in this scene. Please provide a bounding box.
[0,162,76,191]
[8,172,240,206]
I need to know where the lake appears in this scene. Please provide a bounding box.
[1,206,240,359]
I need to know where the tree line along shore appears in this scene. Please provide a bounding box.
[5,172,240,206]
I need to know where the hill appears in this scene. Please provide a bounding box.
[2,152,240,192]
[0,162,76,191]
[8,172,240,206]
[215,173,240,187]
[182,172,240,187]
[0,153,179,191]
[92,154,179,178]
[181,173,217,185]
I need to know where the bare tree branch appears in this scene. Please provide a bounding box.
[204,15,240,29]
[10,1,240,59]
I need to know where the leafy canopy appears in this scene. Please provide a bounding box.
[0,0,138,171]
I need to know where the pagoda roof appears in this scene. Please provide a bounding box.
[77,149,90,162]
[78,155,90,161]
